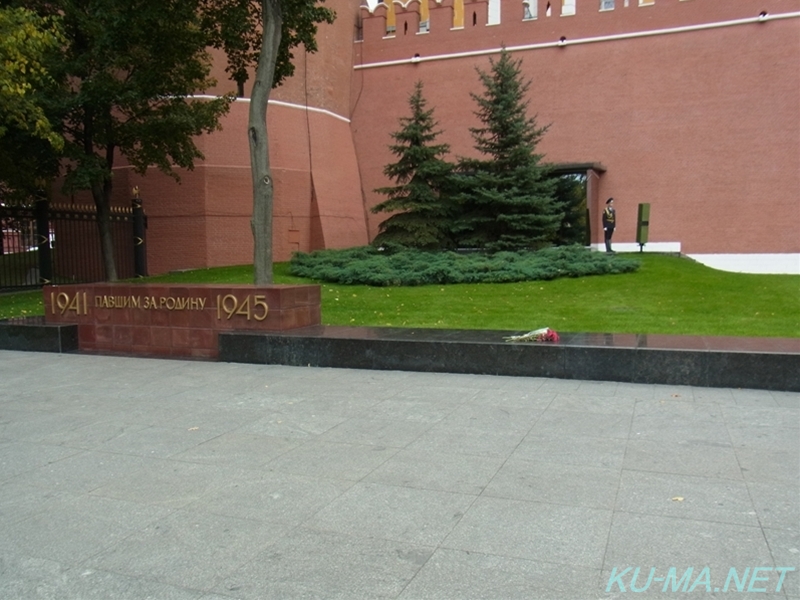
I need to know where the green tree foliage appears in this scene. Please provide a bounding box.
[201,0,335,92]
[0,129,59,207]
[372,82,455,250]
[0,0,235,280]
[454,49,561,251]
[0,7,63,150]
[0,7,63,204]
[2,0,335,282]
[200,0,335,284]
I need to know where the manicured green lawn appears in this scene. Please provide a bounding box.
[299,255,799,337]
[1,254,798,337]
[0,289,43,320]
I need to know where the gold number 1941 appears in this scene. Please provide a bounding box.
[50,292,88,315]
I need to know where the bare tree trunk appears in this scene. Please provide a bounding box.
[249,0,283,285]
[92,178,118,281]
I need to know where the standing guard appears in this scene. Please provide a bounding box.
[602,197,616,253]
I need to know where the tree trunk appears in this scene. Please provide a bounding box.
[83,104,117,281]
[92,178,118,281]
[249,0,283,285]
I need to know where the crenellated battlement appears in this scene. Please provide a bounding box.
[357,0,797,65]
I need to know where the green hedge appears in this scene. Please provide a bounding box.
[289,245,640,286]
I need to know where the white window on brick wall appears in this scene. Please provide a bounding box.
[600,0,614,10]
[419,0,430,33]
[639,0,654,5]
[523,0,538,20]
[488,0,501,25]
[562,0,576,15]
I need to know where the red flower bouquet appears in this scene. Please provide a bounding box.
[504,328,560,343]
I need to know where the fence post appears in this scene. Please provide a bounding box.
[34,197,53,284]
[132,187,147,277]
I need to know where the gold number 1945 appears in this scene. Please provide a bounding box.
[216,294,268,321]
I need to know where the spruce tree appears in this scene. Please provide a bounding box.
[454,49,561,250]
[372,82,454,249]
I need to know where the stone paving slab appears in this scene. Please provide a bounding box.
[0,350,798,599]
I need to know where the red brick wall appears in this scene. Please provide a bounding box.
[131,0,369,274]
[354,0,800,254]
[97,98,366,275]
[55,0,799,276]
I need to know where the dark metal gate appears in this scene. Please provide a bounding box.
[0,199,147,291]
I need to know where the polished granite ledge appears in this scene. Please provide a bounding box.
[218,326,800,392]
[2,318,798,391]
[0,317,78,354]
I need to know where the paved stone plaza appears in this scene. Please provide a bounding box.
[1,349,798,599]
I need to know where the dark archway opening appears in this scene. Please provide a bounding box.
[549,162,606,247]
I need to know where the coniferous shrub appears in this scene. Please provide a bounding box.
[371,82,455,250]
[289,246,639,286]
[453,49,561,251]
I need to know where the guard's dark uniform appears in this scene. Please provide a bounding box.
[602,203,616,253]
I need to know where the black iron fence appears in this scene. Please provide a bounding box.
[0,199,147,291]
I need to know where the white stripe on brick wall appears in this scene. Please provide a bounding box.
[354,11,800,70]
[188,95,351,123]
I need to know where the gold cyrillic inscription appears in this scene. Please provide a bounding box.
[93,295,207,311]
[94,295,141,309]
